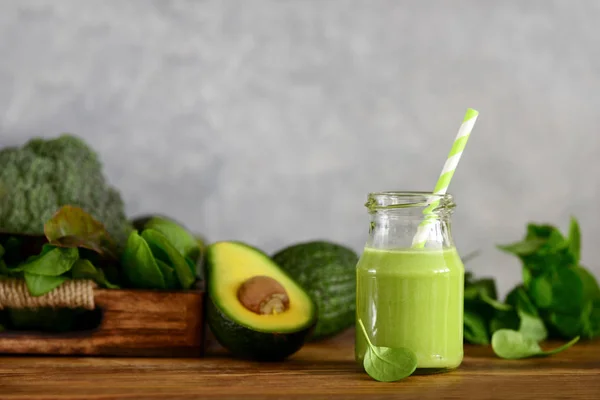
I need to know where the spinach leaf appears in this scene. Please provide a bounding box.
[504,285,548,341]
[141,229,195,290]
[0,260,21,279]
[506,286,538,316]
[543,268,584,314]
[519,312,548,342]
[582,301,600,338]
[549,311,584,338]
[568,217,581,264]
[143,217,200,262]
[573,266,600,301]
[24,273,68,296]
[526,224,557,240]
[464,310,490,345]
[497,239,545,257]
[71,259,120,289]
[480,292,513,311]
[529,275,553,309]
[500,223,576,278]
[490,309,520,333]
[17,247,78,276]
[156,259,179,289]
[121,231,166,289]
[492,329,579,359]
[358,319,417,382]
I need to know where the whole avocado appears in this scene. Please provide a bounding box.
[0,134,131,247]
[272,241,358,341]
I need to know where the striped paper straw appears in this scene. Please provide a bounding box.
[411,108,479,247]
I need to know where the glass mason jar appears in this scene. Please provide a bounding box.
[355,192,464,374]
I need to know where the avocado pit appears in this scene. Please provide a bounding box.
[238,275,290,315]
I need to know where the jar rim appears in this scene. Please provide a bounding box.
[365,191,455,211]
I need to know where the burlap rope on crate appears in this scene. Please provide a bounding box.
[0,279,96,310]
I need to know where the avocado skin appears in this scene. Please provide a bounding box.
[272,241,358,340]
[207,298,315,361]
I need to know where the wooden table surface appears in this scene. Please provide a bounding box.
[1,329,599,399]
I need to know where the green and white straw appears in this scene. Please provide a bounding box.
[411,108,479,247]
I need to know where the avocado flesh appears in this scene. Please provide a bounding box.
[207,241,316,360]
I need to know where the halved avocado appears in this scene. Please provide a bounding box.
[207,241,317,361]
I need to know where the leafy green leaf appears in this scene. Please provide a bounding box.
[526,224,557,240]
[480,292,513,311]
[121,231,166,289]
[522,266,532,289]
[497,239,545,256]
[358,319,417,382]
[490,309,520,333]
[573,266,600,301]
[464,310,490,345]
[44,205,118,260]
[24,273,68,297]
[568,217,581,264]
[0,260,21,279]
[16,247,78,276]
[491,329,579,359]
[71,259,119,289]
[504,285,548,341]
[156,259,179,289]
[506,286,538,316]
[529,275,553,309]
[519,312,548,342]
[142,217,200,262]
[547,268,585,314]
[141,229,195,290]
[582,301,600,338]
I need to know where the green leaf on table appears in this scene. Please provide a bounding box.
[16,247,78,276]
[71,259,120,289]
[464,310,490,345]
[121,231,166,289]
[358,319,417,382]
[142,217,201,262]
[24,273,68,297]
[492,329,580,359]
[44,205,118,260]
[519,312,548,342]
[568,217,581,264]
[141,229,195,290]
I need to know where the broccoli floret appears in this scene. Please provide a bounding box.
[0,134,131,248]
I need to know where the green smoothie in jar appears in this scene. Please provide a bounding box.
[355,192,465,373]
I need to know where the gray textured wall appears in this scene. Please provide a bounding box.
[1,1,598,295]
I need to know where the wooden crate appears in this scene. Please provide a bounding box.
[0,287,206,357]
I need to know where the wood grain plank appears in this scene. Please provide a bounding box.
[0,329,598,399]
